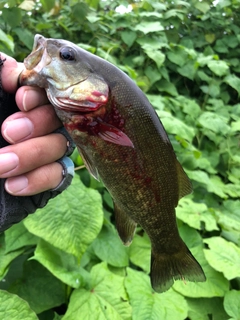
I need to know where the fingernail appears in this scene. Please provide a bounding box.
[22,89,40,111]
[5,176,28,194]
[0,153,19,175]
[22,90,28,111]
[3,118,33,143]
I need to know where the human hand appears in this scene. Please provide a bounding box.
[0,53,74,196]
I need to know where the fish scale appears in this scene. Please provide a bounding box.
[19,34,206,293]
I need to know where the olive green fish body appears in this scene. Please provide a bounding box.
[20,35,206,292]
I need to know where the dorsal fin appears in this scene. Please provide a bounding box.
[176,160,192,200]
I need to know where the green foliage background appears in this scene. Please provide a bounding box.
[1,0,240,319]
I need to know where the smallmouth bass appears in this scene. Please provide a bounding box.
[19,34,206,292]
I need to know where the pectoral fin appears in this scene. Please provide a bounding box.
[114,202,137,246]
[97,121,134,148]
[77,147,99,181]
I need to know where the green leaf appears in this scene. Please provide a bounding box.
[195,1,210,13]
[207,60,229,77]
[137,36,168,50]
[198,111,230,135]
[32,239,89,288]
[231,119,240,133]
[135,21,164,34]
[167,47,188,67]
[176,198,218,231]
[157,110,195,141]
[173,246,229,297]
[0,234,24,280]
[92,225,129,267]
[0,30,14,52]
[40,0,55,11]
[2,7,21,28]
[24,175,103,260]
[129,233,151,273]
[71,2,90,22]
[224,74,240,95]
[200,82,220,98]
[178,224,203,249]
[4,222,38,254]
[0,290,38,320]
[157,80,178,96]
[9,260,65,314]
[187,297,228,320]
[13,27,33,50]
[177,61,197,80]
[214,39,229,53]
[85,0,99,10]
[216,200,240,238]
[145,50,165,69]
[145,66,162,86]
[205,34,216,44]
[121,30,137,47]
[203,237,240,280]
[224,290,240,319]
[125,268,188,320]
[62,263,132,320]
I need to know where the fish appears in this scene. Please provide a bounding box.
[19,34,206,292]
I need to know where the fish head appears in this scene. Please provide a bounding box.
[19,34,109,113]
[19,34,133,148]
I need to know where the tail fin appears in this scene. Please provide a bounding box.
[150,247,206,293]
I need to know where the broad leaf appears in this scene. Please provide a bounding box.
[125,268,188,320]
[173,246,229,297]
[121,30,137,47]
[135,21,164,34]
[176,198,218,231]
[207,60,229,77]
[129,233,151,273]
[187,297,228,320]
[0,290,38,320]
[24,174,103,260]
[224,290,240,319]
[225,74,240,95]
[9,260,65,314]
[203,237,240,280]
[92,225,129,267]
[0,30,14,52]
[157,110,195,141]
[145,50,165,69]
[198,112,230,135]
[62,263,132,320]
[4,222,38,254]
[32,239,89,288]
[0,234,24,280]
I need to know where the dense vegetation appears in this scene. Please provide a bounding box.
[0,0,240,319]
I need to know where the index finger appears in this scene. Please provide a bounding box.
[0,53,24,93]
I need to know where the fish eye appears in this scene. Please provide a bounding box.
[59,47,75,61]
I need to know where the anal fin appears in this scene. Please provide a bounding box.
[114,202,137,246]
